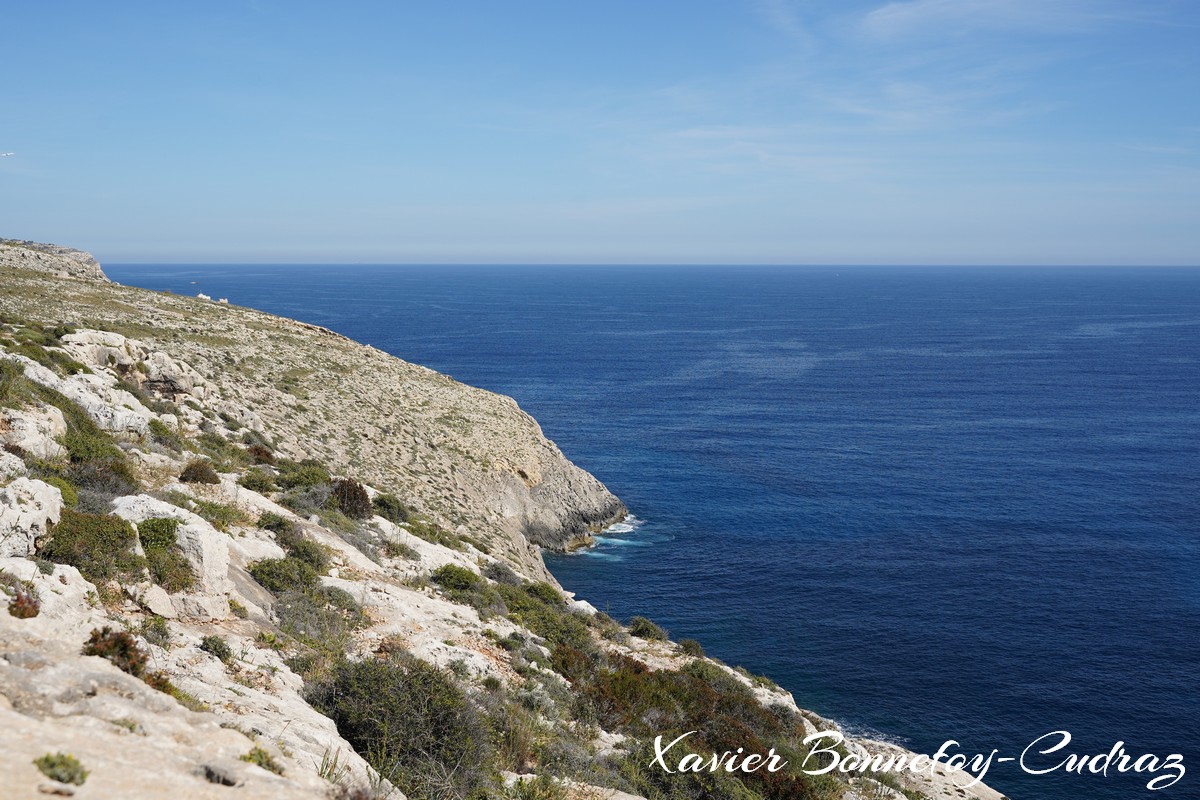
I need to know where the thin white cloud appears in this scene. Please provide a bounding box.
[757,0,815,46]
[862,0,1119,38]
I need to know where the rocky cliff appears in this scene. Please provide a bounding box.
[0,240,109,282]
[0,240,625,580]
[0,240,1004,800]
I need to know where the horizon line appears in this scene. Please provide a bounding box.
[104,261,1200,269]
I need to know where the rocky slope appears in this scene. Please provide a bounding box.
[0,242,625,579]
[0,239,109,282]
[0,241,1005,800]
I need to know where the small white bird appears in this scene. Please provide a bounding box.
[0,153,14,157]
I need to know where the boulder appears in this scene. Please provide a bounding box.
[1,404,68,460]
[0,478,64,557]
[111,495,232,595]
[0,451,27,481]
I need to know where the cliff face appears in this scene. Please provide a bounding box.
[0,239,110,282]
[0,240,625,580]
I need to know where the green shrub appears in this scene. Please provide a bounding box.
[277,459,330,490]
[41,475,79,507]
[431,564,483,594]
[180,458,220,484]
[679,638,705,658]
[191,431,251,471]
[200,634,234,664]
[306,654,493,800]
[138,517,180,550]
[41,510,145,584]
[33,752,88,786]
[494,583,593,652]
[162,491,248,531]
[140,615,172,648]
[148,418,184,451]
[276,586,368,653]
[406,519,466,551]
[138,517,197,593]
[241,745,284,775]
[383,539,420,561]
[237,467,277,493]
[524,581,562,606]
[289,538,330,573]
[257,511,294,536]
[628,615,668,641]
[229,597,249,618]
[83,626,147,677]
[371,493,408,523]
[483,562,522,586]
[19,382,139,499]
[331,478,371,519]
[249,557,319,594]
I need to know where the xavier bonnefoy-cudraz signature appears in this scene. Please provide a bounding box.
[650,729,1185,791]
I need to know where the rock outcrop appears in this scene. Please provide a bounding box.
[0,239,109,282]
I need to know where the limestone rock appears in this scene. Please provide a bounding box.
[0,240,109,281]
[0,478,63,558]
[111,495,232,595]
[0,450,27,481]
[1,404,67,461]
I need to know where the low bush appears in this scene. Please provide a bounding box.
[276,586,368,654]
[306,654,494,800]
[137,517,197,592]
[246,443,276,465]
[407,519,466,551]
[33,752,88,786]
[8,588,39,618]
[41,475,79,507]
[240,746,284,775]
[257,511,294,537]
[277,459,330,490]
[1,571,40,618]
[483,562,522,586]
[140,615,171,648]
[371,492,408,523]
[628,615,668,641]
[191,431,251,471]
[41,510,144,584]
[180,459,220,484]
[249,557,319,594]
[237,467,277,493]
[279,484,331,516]
[431,564,483,595]
[331,478,371,519]
[679,638,705,658]
[291,538,331,573]
[383,539,420,561]
[161,491,248,532]
[495,582,592,652]
[200,634,234,664]
[148,418,184,452]
[83,626,147,677]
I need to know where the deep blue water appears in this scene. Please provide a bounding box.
[108,264,1199,800]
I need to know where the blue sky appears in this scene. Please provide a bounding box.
[1,0,1197,264]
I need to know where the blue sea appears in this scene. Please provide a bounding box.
[108,264,1200,800]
